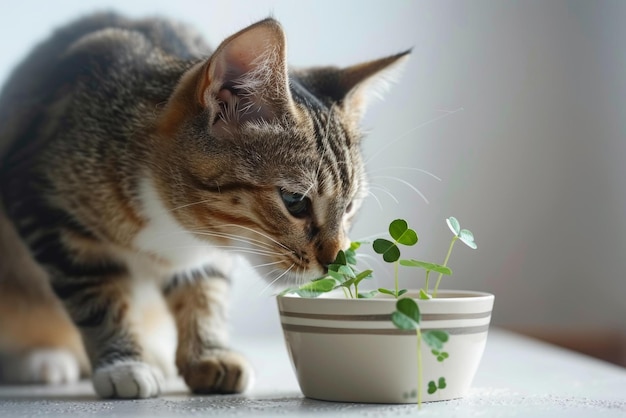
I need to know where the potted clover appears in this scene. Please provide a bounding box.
[276,217,494,406]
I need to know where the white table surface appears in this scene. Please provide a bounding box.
[1,328,625,417]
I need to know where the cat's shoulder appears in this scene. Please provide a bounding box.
[65,27,151,60]
[60,13,210,65]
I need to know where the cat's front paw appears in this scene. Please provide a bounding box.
[0,348,81,384]
[180,349,254,394]
[92,360,164,398]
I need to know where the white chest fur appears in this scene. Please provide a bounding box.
[131,176,231,281]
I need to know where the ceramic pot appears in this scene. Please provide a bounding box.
[277,289,494,404]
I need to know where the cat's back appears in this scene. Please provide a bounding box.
[0,12,211,161]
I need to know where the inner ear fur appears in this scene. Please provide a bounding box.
[198,18,295,130]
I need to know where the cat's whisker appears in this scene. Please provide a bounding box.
[219,223,293,252]
[250,268,281,292]
[368,186,399,205]
[258,268,280,283]
[355,253,386,271]
[362,188,384,212]
[168,198,214,212]
[139,228,266,251]
[368,166,442,182]
[294,266,302,288]
[147,242,286,258]
[127,231,286,257]
[299,265,310,287]
[370,175,430,204]
[131,221,297,273]
[249,260,285,269]
[364,107,464,166]
[205,245,289,257]
[259,263,295,296]
[188,229,277,252]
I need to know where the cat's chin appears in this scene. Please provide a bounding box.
[262,264,325,288]
[274,268,325,288]
[239,252,323,289]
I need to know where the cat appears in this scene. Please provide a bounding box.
[0,12,408,398]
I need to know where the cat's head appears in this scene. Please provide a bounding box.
[153,18,408,284]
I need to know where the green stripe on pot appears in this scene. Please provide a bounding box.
[281,323,490,335]
[279,311,492,321]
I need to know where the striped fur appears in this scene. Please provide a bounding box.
[0,13,408,398]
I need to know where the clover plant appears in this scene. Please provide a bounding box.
[392,297,450,407]
[280,216,477,408]
[280,241,373,299]
[387,216,478,299]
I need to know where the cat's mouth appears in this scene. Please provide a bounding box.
[221,235,324,285]
[281,252,326,282]
[249,250,325,287]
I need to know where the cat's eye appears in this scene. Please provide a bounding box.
[345,201,354,214]
[280,190,311,218]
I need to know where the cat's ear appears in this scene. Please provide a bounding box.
[340,51,411,118]
[199,18,294,135]
[308,51,411,121]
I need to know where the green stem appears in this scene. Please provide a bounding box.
[433,236,458,297]
[416,327,423,408]
[394,261,399,298]
[424,270,431,294]
[354,282,359,299]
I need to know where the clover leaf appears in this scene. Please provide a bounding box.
[446,216,461,235]
[399,259,452,276]
[373,238,401,263]
[459,229,477,249]
[391,298,421,330]
[447,216,477,249]
[389,219,418,246]
[423,330,449,351]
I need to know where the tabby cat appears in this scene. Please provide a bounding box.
[0,13,408,398]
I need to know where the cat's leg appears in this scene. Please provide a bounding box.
[0,281,89,385]
[52,268,164,398]
[163,267,253,394]
[131,280,177,380]
[0,210,88,384]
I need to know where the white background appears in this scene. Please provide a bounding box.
[1,1,625,338]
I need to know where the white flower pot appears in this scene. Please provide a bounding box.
[277,289,494,404]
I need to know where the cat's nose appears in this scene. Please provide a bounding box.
[317,255,335,273]
[316,241,342,271]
